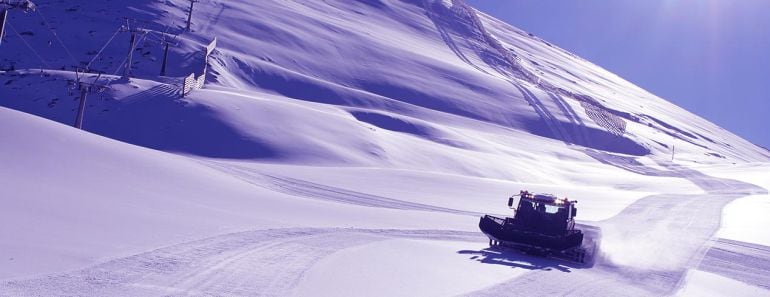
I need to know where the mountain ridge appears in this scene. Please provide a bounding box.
[1,0,768,165]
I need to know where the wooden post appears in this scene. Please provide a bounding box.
[671,145,675,162]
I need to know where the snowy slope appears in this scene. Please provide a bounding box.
[0,106,482,278]
[2,0,770,296]
[2,0,768,166]
[3,102,766,295]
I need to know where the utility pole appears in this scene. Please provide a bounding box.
[123,32,135,78]
[0,9,7,45]
[0,0,36,46]
[185,0,199,32]
[160,40,169,76]
[120,18,144,80]
[159,33,177,76]
[73,72,107,129]
[74,83,89,129]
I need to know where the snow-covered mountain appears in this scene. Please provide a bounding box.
[1,0,769,296]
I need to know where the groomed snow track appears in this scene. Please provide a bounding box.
[204,162,484,217]
[0,228,483,297]
[467,155,768,296]
[3,160,766,296]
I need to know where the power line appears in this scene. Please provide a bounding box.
[0,0,36,47]
[110,33,144,76]
[85,25,121,71]
[6,20,49,68]
[117,19,149,79]
[35,7,78,66]
[106,28,147,82]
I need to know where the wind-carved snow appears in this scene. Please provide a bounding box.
[1,0,770,296]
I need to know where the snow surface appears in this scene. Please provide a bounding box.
[717,194,770,247]
[294,239,525,297]
[678,270,768,297]
[699,163,770,247]
[1,0,769,296]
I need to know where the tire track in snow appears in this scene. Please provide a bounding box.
[467,157,767,296]
[203,162,482,217]
[438,0,631,141]
[548,92,590,145]
[423,0,490,75]
[426,0,607,148]
[0,228,483,297]
[512,82,574,144]
[698,239,770,290]
[262,174,482,216]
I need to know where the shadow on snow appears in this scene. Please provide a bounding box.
[457,247,583,273]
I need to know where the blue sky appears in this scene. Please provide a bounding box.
[467,0,770,150]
